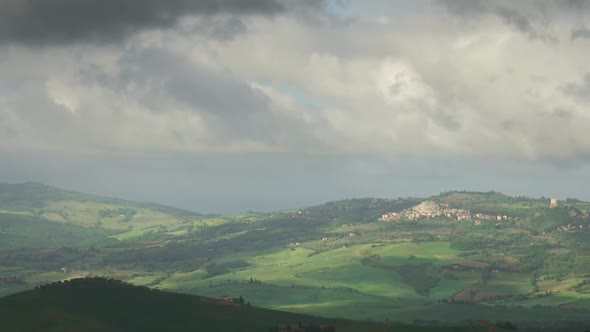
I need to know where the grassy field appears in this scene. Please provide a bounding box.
[158,245,426,300]
[2,280,566,331]
[2,183,590,329]
[0,278,492,332]
[367,242,461,267]
[481,273,531,294]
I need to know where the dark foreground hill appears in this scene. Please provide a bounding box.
[0,278,479,332]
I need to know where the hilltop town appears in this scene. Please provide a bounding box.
[379,200,509,224]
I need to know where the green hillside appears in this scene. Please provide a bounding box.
[0,182,204,224]
[1,184,590,330]
[0,277,480,332]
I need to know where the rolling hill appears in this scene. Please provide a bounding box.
[0,277,479,332]
[1,183,590,330]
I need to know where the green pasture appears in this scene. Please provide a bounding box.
[0,212,116,249]
[429,272,480,300]
[157,270,207,289]
[154,242,544,309]
[183,282,419,321]
[109,226,159,240]
[158,243,473,303]
[157,245,423,299]
[366,242,461,267]
[43,200,186,229]
[481,272,531,294]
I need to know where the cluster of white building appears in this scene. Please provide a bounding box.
[379,201,510,224]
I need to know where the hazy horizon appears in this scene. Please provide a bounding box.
[2,0,590,214]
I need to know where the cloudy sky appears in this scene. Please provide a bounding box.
[2,0,590,213]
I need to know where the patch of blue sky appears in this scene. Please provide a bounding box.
[278,84,327,108]
[324,0,354,18]
[258,80,327,108]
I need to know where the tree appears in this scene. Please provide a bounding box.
[239,295,244,304]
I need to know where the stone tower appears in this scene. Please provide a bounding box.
[550,198,558,208]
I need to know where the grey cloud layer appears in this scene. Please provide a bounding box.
[438,0,590,41]
[0,0,326,44]
[114,47,323,148]
[0,42,329,153]
[562,74,590,102]
[2,0,590,160]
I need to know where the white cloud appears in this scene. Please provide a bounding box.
[1,2,590,161]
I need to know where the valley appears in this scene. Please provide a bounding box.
[1,183,590,330]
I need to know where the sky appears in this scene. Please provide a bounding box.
[1,0,590,214]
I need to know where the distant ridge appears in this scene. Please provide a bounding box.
[0,182,205,217]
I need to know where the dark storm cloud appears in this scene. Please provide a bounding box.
[0,0,323,45]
